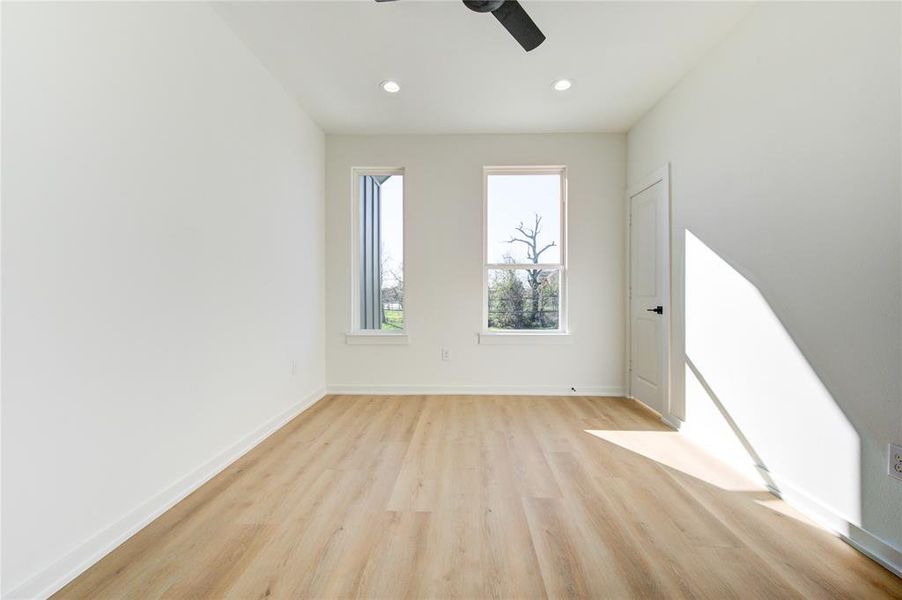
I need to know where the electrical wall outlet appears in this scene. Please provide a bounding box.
[890,443,902,482]
[441,348,451,361]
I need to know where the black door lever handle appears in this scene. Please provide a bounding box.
[646,306,663,314]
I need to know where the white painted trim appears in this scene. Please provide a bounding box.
[327,384,625,397]
[482,166,568,335]
[4,387,328,600]
[624,163,673,417]
[623,189,632,399]
[345,332,409,345]
[625,393,682,430]
[485,263,562,270]
[766,474,902,578]
[478,332,572,345]
[626,165,671,199]
[660,412,683,430]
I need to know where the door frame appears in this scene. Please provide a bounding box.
[624,164,674,426]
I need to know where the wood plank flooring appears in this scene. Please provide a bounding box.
[56,395,902,599]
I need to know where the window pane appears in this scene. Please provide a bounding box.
[487,268,560,330]
[379,176,403,330]
[358,174,403,330]
[486,174,560,264]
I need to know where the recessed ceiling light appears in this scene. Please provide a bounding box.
[552,79,573,92]
[380,80,401,94]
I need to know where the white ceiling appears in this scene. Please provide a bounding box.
[216,1,751,134]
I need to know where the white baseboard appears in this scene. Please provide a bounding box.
[326,384,626,397]
[623,394,683,430]
[5,387,327,600]
[766,475,902,578]
[660,412,683,430]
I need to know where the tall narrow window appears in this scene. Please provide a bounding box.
[484,167,566,332]
[353,169,404,332]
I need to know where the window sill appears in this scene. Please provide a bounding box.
[478,332,572,345]
[345,332,409,345]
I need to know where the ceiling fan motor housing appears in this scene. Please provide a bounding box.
[463,1,505,13]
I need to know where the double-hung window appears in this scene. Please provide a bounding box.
[483,166,567,334]
[350,168,405,338]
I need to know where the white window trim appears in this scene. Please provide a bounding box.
[345,332,409,345]
[478,331,572,345]
[347,167,408,344]
[480,165,568,341]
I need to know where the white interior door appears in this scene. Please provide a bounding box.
[629,177,669,415]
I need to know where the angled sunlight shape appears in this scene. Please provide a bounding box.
[584,429,765,491]
[682,230,860,526]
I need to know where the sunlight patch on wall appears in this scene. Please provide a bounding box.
[682,230,860,524]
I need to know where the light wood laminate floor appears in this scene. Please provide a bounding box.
[57,395,902,599]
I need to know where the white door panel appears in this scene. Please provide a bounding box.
[633,317,659,384]
[629,178,668,414]
[633,198,658,297]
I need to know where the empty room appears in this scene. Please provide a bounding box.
[2,0,901,597]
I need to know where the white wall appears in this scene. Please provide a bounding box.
[325,134,625,394]
[1,3,325,596]
[628,1,902,569]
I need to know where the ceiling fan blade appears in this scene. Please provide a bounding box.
[491,1,545,52]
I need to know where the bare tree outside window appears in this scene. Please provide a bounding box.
[505,214,558,327]
[380,243,404,330]
[487,214,560,329]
